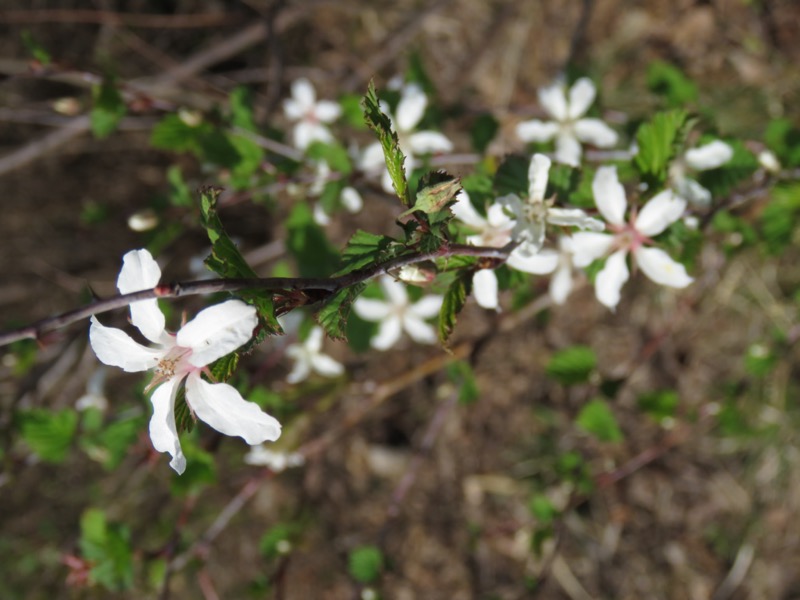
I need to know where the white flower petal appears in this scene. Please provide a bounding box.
[117,249,166,344]
[574,118,618,148]
[567,78,597,120]
[396,84,428,132]
[570,232,615,268]
[286,356,311,384]
[293,121,333,151]
[507,248,559,274]
[313,203,331,226]
[472,269,499,310]
[310,353,344,378]
[380,276,409,306]
[148,378,185,475]
[410,295,444,319]
[291,78,315,110]
[451,191,488,229]
[359,142,387,172]
[592,166,627,225]
[381,168,396,194]
[528,153,551,201]
[89,317,163,373]
[407,131,453,154]
[283,98,305,121]
[313,100,342,123]
[635,190,686,237]
[486,203,514,229]
[634,247,693,288]
[538,81,568,121]
[177,300,257,367]
[402,314,437,344]
[306,327,324,352]
[684,140,733,171]
[554,132,582,167]
[547,208,605,231]
[595,249,630,309]
[549,262,574,304]
[341,187,363,213]
[516,119,559,143]
[372,316,403,350]
[186,374,281,444]
[353,298,391,321]
[675,177,712,206]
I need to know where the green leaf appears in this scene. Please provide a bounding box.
[575,399,623,442]
[200,187,280,334]
[18,408,78,462]
[306,141,353,174]
[744,343,777,377]
[90,81,127,139]
[361,81,409,206]
[209,352,240,382]
[494,154,529,197]
[646,60,698,107]
[151,114,206,152]
[229,86,258,131]
[21,31,51,65]
[335,230,398,276]
[166,165,193,207]
[446,360,480,404]
[439,271,472,345]
[399,171,461,219]
[546,345,597,385]
[82,414,144,470]
[348,545,384,584]
[637,390,679,422]
[470,113,499,153]
[316,283,366,340]
[286,203,340,278]
[759,182,800,255]
[634,109,690,185]
[170,442,217,497]
[79,509,134,592]
[528,494,559,524]
[198,129,241,168]
[259,523,301,558]
[764,118,800,167]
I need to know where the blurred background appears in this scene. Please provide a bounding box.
[1,1,800,598]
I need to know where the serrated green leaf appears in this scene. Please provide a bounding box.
[634,110,690,184]
[575,399,623,442]
[494,154,529,197]
[286,203,340,278]
[439,271,471,345]
[399,171,461,218]
[361,81,409,206]
[91,81,126,139]
[316,282,366,340]
[18,408,78,462]
[80,509,133,592]
[200,187,280,334]
[646,60,698,107]
[209,352,240,382]
[546,345,597,385]
[348,545,384,584]
[335,230,397,276]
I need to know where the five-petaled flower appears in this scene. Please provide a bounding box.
[89,249,281,474]
[516,78,618,167]
[669,140,733,206]
[285,326,344,384]
[353,276,443,350]
[570,166,693,309]
[359,83,453,193]
[283,78,342,151]
[498,153,604,257]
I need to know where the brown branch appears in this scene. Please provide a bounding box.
[0,243,515,347]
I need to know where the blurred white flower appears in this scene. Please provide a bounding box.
[244,446,305,472]
[353,276,443,350]
[283,78,342,151]
[516,78,618,166]
[758,149,781,174]
[359,83,453,193]
[75,367,109,412]
[89,249,281,474]
[570,167,692,309]
[309,160,363,225]
[669,140,733,206]
[285,326,344,384]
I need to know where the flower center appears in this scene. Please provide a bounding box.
[147,346,193,392]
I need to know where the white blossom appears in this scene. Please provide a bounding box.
[516,78,618,166]
[353,276,443,350]
[309,160,363,226]
[89,249,281,474]
[669,140,733,206]
[285,326,344,384]
[283,78,342,151]
[359,83,453,193]
[244,446,305,472]
[571,167,693,309]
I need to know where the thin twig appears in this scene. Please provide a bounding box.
[0,243,515,347]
